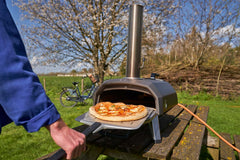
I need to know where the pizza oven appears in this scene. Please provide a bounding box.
[93,77,177,116]
[88,4,178,143]
[93,4,178,116]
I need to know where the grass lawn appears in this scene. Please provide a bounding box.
[178,91,240,135]
[0,76,239,160]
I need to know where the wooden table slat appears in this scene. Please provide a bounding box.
[171,123,206,160]
[164,104,183,117]
[192,106,209,123]
[159,105,183,131]
[143,105,197,160]
[233,135,240,159]
[203,131,220,160]
[171,105,208,160]
[220,133,236,160]
[178,105,198,121]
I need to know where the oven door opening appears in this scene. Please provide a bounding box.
[97,89,156,108]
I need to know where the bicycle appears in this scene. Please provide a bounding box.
[59,74,99,107]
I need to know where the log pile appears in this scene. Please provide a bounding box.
[143,64,240,98]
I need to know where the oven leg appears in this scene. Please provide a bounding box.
[152,116,161,143]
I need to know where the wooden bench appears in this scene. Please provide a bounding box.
[38,104,210,160]
[203,132,240,160]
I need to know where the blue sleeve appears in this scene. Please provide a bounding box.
[0,0,60,132]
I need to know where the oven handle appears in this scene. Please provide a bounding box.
[47,122,101,160]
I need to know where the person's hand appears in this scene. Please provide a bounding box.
[46,118,86,159]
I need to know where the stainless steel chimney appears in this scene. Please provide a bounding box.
[126,4,143,78]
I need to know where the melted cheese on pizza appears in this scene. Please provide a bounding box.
[94,102,145,116]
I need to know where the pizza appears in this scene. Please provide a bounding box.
[89,102,148,121]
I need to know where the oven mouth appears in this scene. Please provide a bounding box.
[97,89,156,108]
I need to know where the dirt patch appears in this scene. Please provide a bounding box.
[229,106,240,108]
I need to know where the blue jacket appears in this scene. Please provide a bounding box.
[0,0,60,133]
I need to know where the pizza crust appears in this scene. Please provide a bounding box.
[89,103,148,122]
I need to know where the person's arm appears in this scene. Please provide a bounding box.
[0,1,86,158]
[45,118,86,159]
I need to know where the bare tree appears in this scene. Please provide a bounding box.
[172,0,240,68]
[16,0,183,81]
[17,0,131,83]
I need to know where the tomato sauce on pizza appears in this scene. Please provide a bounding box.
[89,102,148,121]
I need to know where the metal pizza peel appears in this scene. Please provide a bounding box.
[75,107,157,133]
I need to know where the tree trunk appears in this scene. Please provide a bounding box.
[93,62,105,84]
[216,56,226,96]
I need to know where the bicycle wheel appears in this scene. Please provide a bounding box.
[60,89,78,107]
[82,89,91,97]
[81,89,94,105]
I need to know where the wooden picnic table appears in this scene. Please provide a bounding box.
[38,104,212,160]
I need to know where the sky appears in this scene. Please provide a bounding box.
[6,1,21,29]
[6,1,77,74]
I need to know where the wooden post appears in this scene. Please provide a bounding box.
[81,78,84,93]
[43,78,46,91]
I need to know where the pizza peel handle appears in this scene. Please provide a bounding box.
[47,122,101,160]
